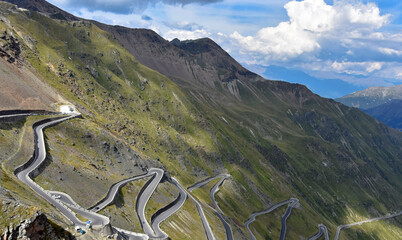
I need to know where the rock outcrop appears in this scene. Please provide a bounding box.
[1,211,75,240]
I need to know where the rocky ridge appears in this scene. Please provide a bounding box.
[1,210,74,240]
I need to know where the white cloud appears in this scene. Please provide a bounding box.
[230,0,390,60]
[379,47,402,56]
[164,29,211,40]
[49,0,402,86]
[231,21,319,60]
[331,61,383,75]
[49,0,222,14]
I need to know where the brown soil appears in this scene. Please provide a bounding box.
[0,58,67,110]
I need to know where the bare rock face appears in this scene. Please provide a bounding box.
[0,31,22,64]
[1,211,75,240]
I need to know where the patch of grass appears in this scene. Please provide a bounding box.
[75,213,88,223]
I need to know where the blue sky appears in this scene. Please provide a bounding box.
[48,0,402,98]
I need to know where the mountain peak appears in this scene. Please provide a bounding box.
[171,37,227,55]
[337,84,402,109]
[4,0,78,21]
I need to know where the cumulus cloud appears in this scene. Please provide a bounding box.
[331,61,383,75]
[230,0,390,61]
[164,29,211,40]
[50,0,222,14]
[379,47,402,56]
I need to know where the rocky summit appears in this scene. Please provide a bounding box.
[0,1,401,240]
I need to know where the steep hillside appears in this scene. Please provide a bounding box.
[4,0,77,20]
[0,29,68,110]
[336,84,402,109]
[364,100,402,131]
[0,1,401,240]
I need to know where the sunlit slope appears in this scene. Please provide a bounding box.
[0,2,401,239]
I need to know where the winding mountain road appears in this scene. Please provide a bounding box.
[47,190,109,226]
[188,174,226,192]
[0,113,32,119]
[6,111,400,240]
[135,168,164,237]
[89,169,190,239]
[89,172,151,212]
[334,211,402,240]
[244,198,298,240]
[309,224,329,240]
[13,114,107,227]
[150,177,188,239]
[11,113,150,238]
[185,186,215,240]
[7,112,207,239]
[209,175,233,240]
[280,198,299,240]
[189,174,233,240]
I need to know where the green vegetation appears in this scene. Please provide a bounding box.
[341,216,402,240]
[0,3,400,239]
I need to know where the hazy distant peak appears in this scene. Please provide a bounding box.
[336,84,402,109]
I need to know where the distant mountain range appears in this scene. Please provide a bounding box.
[336,85,402,130]
[363,100,402,131]
[336,84,402,109]
[262,65,363,99]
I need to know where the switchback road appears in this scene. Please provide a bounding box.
[0,113,31,119]
[150,177,188,239]
[334,211,402,240]
[89,172,151,212]
[136,168,164,238]
[185,184,215,240]
[209,175,233,240]
[309,224,329,240]
[8,112,399,240]
[189,174,232,240]
[244,198,298,240]
[13,114,105,227]
[280,198,299,240]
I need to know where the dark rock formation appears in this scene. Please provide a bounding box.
[1,212,75,240]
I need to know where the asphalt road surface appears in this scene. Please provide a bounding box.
[9,113,199,239]
[187,174,227,192]
[185,186,215,240]
[135,168,164,237]
[209,175,233,240]
[48,191,109,226]
[309,224,329,240]
[334,211,402,240]
[189,174,232,240]
[14,114,101,228]
[0,113,31,119]
[6,111,400,240]
[245,199,294,240]
[150,177,188,239]
[279,198,299,240]
[89,172,151,212]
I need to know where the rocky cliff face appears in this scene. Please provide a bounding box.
[94,24,263,91]
[1,211,74,240]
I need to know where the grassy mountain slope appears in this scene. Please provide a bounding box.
[0,1,401,239]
